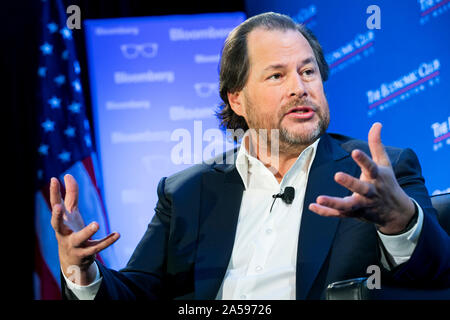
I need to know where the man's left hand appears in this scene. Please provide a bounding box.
[308,122,416,235]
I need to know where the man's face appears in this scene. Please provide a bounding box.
[229,28,330,150]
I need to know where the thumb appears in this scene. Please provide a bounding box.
[63,174,79,212]
[368,122,391,167]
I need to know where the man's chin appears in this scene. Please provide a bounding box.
[279,125,323,146]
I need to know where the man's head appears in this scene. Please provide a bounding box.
[217,12,330,150]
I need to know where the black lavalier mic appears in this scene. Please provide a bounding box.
[270,186,295,212]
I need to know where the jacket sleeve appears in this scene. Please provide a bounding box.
[390,148,450,287]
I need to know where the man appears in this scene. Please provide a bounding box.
[51,12,449,300]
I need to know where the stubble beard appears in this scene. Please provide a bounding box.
[245,96,330,154]
[279,105,329,148]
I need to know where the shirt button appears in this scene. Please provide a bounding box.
[240,294,247,299]
[255,266,263,272]
[266,228,272,235]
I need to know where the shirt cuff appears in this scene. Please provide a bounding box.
[61,262,103,300]
[377,198,424,266]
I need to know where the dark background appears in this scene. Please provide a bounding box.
[4,0,245,300]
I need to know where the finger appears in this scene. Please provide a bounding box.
[71,222,100,247]
[315,194,362,212]
[64,174,79,212]
[335,172,376,198]
[82,232,120,257]
[49,177,63,208]
[368,122,391,167]
[308,202,343,217]
[51,203,66,234]
[351,149,378,180]
[86,232,121,247]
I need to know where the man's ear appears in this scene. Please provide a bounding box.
[227,90,246,118]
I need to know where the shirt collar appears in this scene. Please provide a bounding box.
[235,131,320,190]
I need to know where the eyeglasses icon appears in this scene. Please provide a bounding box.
[194,82,218,97]
[120,43,158,59]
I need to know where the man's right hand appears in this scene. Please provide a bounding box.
[50,174,120,286]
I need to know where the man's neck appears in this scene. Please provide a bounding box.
[244,134,312,183]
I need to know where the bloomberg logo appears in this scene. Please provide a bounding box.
[366,59,440,116]
[169,27,233,41]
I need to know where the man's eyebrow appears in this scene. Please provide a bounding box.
[300,56,316,66]
[263,63,287,72]
[262,56,316,72]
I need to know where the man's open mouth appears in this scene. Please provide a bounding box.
[286,106,314,114]
[285,106,316,119]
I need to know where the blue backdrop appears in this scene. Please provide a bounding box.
[85,12,245,268]
[246,0,450,196]
[85,1,449,269]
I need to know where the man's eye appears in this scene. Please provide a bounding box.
[303,69,315,76]
[269,73,282,80]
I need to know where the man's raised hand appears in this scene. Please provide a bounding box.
[309,122,416,234]
[50,174,120,285]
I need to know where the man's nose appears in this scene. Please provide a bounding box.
[289,72,307,98]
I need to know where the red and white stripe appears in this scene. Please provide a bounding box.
[34,156,115,299]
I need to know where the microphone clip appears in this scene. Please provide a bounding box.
[270,187,295,212]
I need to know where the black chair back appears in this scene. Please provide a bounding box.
[431,192,450,235]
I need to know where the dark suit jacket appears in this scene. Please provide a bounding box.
[62,133,450,300]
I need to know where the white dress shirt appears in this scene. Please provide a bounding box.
[64,137,424,299]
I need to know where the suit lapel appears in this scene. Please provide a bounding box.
[296,133,356,299]
[192,134,357,299]
[194,163,244,299]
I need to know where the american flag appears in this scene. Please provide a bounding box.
[34,0,115,299]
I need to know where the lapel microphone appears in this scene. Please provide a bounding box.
[270,186,295,212]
